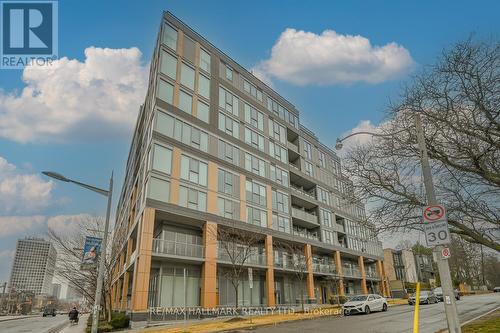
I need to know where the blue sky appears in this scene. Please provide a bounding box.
[0,0,498,282]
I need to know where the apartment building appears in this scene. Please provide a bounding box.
[9,238,57,295]
[109,11,389,322]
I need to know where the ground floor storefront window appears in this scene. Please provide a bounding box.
[275,274,307,305]
[151,263,201,307]
[218,267,265,306]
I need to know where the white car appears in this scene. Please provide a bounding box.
[343,294,388,315]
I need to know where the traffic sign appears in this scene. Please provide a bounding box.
[441,247,451,259]
[423,204,451,247]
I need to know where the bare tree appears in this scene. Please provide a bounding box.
[273,240,312,312]
[47,215,114,321]
[215,224,263,309]
[343,38,500,252]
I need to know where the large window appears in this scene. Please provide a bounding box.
[180,63,195,90]
[269,119,286,144]
[218,113,239,138]
[179,90,192,114]
[218,140,240,165]
[270,165,288,187]
[147,177,170,202]
[198,74,210,100]
[179,186,207,211]
[162,24,177,50]
[219,87,239,116]
[243,79,262,101]
[245,180,266,207]
[158,265,200,307]
[318,187,330,205]
[197,101,209,123]
[151,144,172,174]
[244,153,266,177]
[155,112,208,152]
[303,140,312,160]
[318,151,326,168]
[160,51,177,79]
[217,197,238,219]
[272,189,289,214]
[322,230,334,245]
[247,206,267,227]
[157,80,174,104]
[244,104,264,131]
[199,49,211,73]
[180,155,208,187]
[225,64,233,81]
[272,214,291,233]
[269,142,287,163]
[304,161,314,177]
[244,127,265,151]
[320,209,333,228]
[218,169,236,196]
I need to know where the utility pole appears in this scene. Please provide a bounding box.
[414,113,461,333]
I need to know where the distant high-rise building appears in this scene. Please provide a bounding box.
[9,238,57,295]
[51,283,61,299]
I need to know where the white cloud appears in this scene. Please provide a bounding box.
[47,213,92,235]
[0,47,148,143]
[339,120,380,153]
[254,28,414,86]
[0,156,54,214]
[0,215,46,236]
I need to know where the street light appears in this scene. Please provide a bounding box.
[42,170,113,333]
[335,113,461,333]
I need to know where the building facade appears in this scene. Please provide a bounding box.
[109,12,389,322]
[9,238,57,295]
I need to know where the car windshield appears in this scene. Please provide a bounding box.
[349,295,368,302]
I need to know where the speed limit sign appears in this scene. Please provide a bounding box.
[423,204,451,247]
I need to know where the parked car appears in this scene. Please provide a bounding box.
[493,287,500,293]
[343,294,388,315]
[433,287,460,301]
[408,290,438,305]
[42,307,56,317]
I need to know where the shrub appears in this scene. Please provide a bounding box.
[110,312,130,329]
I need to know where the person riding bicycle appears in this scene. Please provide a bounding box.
[68,307,79,322]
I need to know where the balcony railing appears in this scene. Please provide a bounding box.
[287,141,299,153]
[218,251,267,266]
[290,185,316,200]
[343,267,362,278]
[366,270,379,278]
[292,207,319,225]
[313,262,337,275]
[152,238,204,259]
[292,228,319,241]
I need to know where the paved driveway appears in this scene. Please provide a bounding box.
[250,293,500,333]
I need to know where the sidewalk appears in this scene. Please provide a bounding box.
[59,314,89,333]
[0,314,38,322]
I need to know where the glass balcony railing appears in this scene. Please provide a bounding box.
[343,267,362,278]
[152,238,204,259]
[313,262,337,275]
[366,269,379,278]
[290,184,317,200]
[217,250,267,266]
[292,207,319,225]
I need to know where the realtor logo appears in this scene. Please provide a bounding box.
[1,1,58,69]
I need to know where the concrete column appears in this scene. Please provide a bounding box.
[169,147,182,204]
[335,251,345,296]
[381,264,391,297]
[121,273,129,310]
[201,222,218,308]
[207,162,218,214]
[131,207,155,311]
[376,260,385,296]
[265,235,275,306]
[266,185,273,228]
[358,256,368,294]
[304,244,315,300]
[239,175,246,221]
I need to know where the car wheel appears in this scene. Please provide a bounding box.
[382,303,388,312]
[365,306,371,314]
[344,310,349,316]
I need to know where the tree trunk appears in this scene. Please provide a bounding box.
[300,280,305,312]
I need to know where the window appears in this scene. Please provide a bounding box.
[247,206,267,227]
[243,79,262,101]
[179,90,192,114]
[197,101,209,123]
[244,153,266,177]
[320,209,333,228]
[152,144,172,174]
[318,187,330,205]
[304,161,314,177]
[269,142,287,163]
[287,112,299,128]
[272,214,291,233]
[217,197,237,219]
[180,63,195,90]
[180,155,208,186]
[218,169,235,195]
[244,127,265,151]
[245,180,266,207]
[219,86,239,116]
[225,64,233,81]
[244,104,264,131]
[199,49,210,73]
[322,230,334,245]
[198,74,210,100]
[270,165,289,187]
[160,51,177,79]
[319,151,326,168]
[272,189,289,214]
[269,119,286,144]
[163,24,177,50]
[147,177,170,202]
[218,113,239,138]
[179,186,207,211]
[157,80,173,104]
[303,140,312,159]
[218,140,240,165]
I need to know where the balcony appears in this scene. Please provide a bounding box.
[366,270,379,279]
[292,227,320,241]
[218,250,267,267]
[152,238,204,259]
[313,262,337,275]
[343,267,362,278]
[292,207,319,228]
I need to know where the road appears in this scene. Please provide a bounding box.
[0,314,69,333]
[251,293,500,333]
